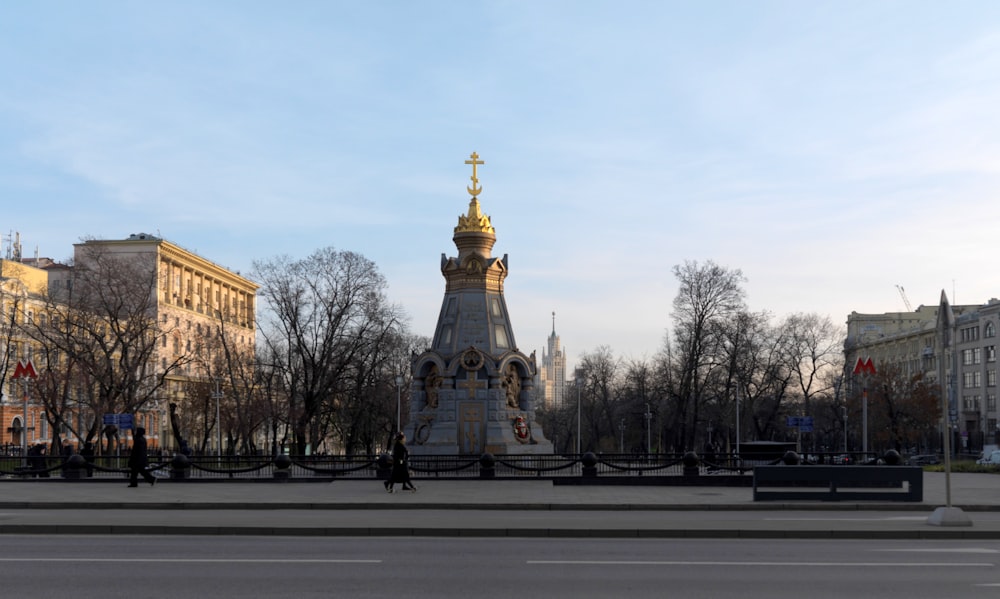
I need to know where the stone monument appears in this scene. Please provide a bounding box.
[405,152,553,455]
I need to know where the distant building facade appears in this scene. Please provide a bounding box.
[845,298,1000,452]
[536,312,567,409]
[0,232,258,455]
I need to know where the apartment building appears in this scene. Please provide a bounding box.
[845,298,1000,452]
[0,233,258,454]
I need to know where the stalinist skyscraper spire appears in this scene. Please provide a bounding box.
[405,152,553,455]
[538,311,567,409]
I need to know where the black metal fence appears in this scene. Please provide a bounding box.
[0,450,901,482]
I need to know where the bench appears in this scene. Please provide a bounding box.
[753,465,923,502]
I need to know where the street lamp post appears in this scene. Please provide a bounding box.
[395,376,404,434]
[644,402,652,455]
[842,406,848,452]
[575,370,584,454]
[619,418,625,453]
[211,379,223,461]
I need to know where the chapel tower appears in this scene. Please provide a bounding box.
[406,153,553,455]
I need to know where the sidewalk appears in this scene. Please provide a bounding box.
[1,473,999,539]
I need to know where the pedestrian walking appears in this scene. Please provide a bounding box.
[80,442,95,477]
[384,432,417,493]
[128,427,156,487]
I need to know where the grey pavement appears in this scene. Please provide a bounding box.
[1,472,1000,539]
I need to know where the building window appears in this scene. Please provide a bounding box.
[990,370,997,388]
[988,346,997,363]
[989,395,997,412]
[963,349,975,366]
[963,396,981,411]
[961,326,981,342]
[495,326,510,349]
[965,372,975,388]
[986,322,996,338]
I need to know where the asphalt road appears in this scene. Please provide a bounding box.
[3,535,1000,599]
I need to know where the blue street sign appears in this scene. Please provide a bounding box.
[102,413,135,430]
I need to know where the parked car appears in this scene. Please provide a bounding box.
[908,454,941,466]
[977,451,1000,466]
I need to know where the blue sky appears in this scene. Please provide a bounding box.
[3,2,1000,370]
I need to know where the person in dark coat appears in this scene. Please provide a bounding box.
[128,427,156,487]
[80,442,95,477]
[384,432,416,493]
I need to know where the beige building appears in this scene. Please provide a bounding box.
[0,233,258,454]
[536,312,568,409]
[75,233,258,379]
[0,257,51,453]
[76,234,259,451]
[845,298,1000,452]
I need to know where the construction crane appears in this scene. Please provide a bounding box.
[896,285,913,312]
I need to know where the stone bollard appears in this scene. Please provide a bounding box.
[883,449,901,465]
[782,450,801,465]
[63,453,87,480]
[682,451,700,478]
[273,453,293,481]
[581,452,598,478]
[479,453,496,479]
[170,453,190,480]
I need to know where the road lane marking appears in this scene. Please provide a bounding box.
[0,558,381,564]
[874,548,999,554]
[526,560,992,567]
[764,516,927,522]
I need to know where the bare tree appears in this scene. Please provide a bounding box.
[668,260,746,450]
[253,247,405,455]
[576,347,621,452]
[860,363,940,454]
[21,243,188,452]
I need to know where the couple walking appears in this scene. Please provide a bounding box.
[384,432,417,493]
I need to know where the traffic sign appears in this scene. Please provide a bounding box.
[786,416,813,429]
[102,413,135,430]
[12,359,37,379]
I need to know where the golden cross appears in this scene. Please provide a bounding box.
[457,369,488,399]
[464,151,484,197]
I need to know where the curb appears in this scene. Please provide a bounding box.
[1,523,998,540]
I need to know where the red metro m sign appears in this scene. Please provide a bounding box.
[12,359,38,380]
[852,357,876,376]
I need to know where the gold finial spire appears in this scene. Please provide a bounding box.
[465,151,484,197]
[455,151,494,234]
